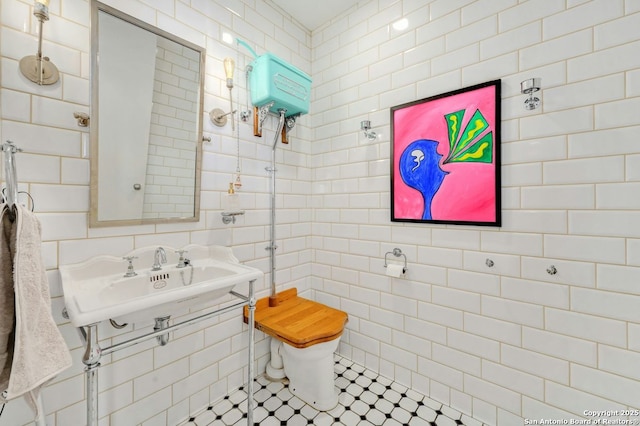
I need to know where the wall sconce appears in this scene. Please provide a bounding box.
[210,108,235,127]
[521,78,541,110]
[361,120,377,140]
[19,0,59,85]
[210,57,236,131]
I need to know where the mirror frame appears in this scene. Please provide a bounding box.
[89,1,205,227]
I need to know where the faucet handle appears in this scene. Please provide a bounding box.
[175,250,190,268]
[122,256,138,277]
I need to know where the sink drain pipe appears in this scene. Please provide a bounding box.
[109,319,128,329]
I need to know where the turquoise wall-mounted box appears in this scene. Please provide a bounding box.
[249,53,312,117]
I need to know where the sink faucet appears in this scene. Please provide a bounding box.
[151,247,167,271]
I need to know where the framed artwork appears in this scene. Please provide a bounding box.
[390,79,501,226]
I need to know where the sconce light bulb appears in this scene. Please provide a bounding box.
[36,0,50,6]
[223,57,235,89]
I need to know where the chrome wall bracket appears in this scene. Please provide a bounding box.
[153,316,171,346]
[281,113,299,144]
[253,101,275,136]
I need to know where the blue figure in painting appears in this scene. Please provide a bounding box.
[399,139,448,220]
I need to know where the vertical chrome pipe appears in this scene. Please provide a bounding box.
[269,145,277,299]
[268,110,286,300]
[247,279,256,425]
[153,316,171,346]
[228,88,235,132]
[81,324,102,426]
[2,141,20,209]
[36,18,45,85]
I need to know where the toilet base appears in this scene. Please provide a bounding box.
[278,337,340,411]
[289,382,339,412]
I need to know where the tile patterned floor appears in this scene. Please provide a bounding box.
[183,356,482,426]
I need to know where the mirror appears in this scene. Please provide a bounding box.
[89,1,205,227]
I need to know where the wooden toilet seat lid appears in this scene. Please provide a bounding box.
[244,288,348,349]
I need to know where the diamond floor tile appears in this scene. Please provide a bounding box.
[182,356,484,426]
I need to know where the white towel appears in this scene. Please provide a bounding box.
[0,203,72,416]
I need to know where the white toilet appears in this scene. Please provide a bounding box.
[244,288,348,411]
[268,335,342,410]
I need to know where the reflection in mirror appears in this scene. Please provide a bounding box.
[90,1,205,227]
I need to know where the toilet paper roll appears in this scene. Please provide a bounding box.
[385,264,405,278]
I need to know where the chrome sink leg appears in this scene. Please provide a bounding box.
[154,316,171,346]
[247,279,256,425]
[81,324,101,426]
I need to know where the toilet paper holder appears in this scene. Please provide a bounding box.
[384,248,407,274]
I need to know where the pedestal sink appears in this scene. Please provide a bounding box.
[59,244,262,327]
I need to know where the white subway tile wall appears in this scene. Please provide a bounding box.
[1,0,640,425]
[144,38,199,219]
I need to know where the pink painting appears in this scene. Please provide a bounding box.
[390,80,501,226]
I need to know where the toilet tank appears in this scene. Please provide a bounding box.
[249,53,311,117]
